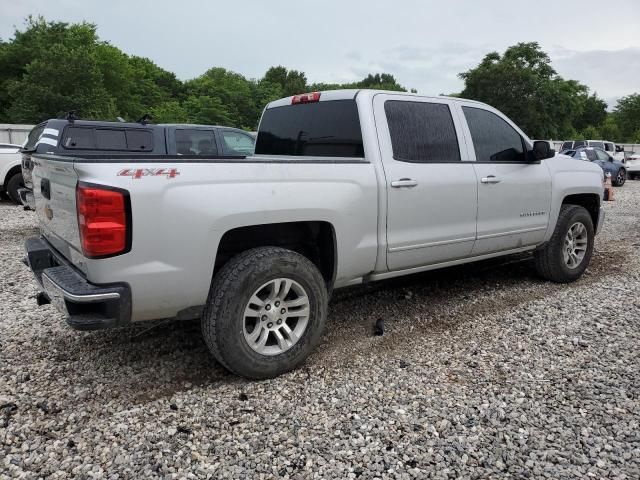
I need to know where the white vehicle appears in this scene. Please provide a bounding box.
[0,143,24,203]
[24,90,605,378]
[627,153,640,179]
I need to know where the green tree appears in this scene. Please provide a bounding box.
[599,116,622,142]
[613,94,640,141]
[574,94,607,132]
[263,66,307,96]
[459,42,589,139]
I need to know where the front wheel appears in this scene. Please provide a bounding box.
[202,247,328,379]
[613,169,626,187]
[534,205,594,283]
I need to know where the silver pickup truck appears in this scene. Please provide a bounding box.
[24,89,605,378]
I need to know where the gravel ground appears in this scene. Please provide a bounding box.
[1,183,640,479]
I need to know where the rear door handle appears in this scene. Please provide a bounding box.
[480,175,501,184]
[391,178,418,188]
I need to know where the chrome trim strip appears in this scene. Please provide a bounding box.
[476,226,546,240]
[41,271,120,303]
[388,236,475,253]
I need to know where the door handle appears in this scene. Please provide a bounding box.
[391,178,418,188]
[480,175,501,184]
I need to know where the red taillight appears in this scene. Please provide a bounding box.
[291,92,321,104]
[76,185,129,258]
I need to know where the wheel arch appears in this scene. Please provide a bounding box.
[213,221,337,290]
[2,165,22,189]
[561,193,601,231]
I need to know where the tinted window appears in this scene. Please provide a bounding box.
[462,107,525,162]
[221,130,255,155]
[584,149,597,161]
[126,130,153,151]
[561,141,573,150]
[255,100,364,157]
[384,101,460,163]
[574,140,587,148]
[23,123,47,151]
[604,142,613,152]
[588,141,604,149]
[95,129,127,150]
[63,127,94,149]
[175,129,217,156]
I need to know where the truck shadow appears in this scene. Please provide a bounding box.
[42,244,626,406]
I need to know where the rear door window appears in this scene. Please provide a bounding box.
[574,140,587,148]
[384,101,460,163]
[255,100,364,157]
[175,129,218,156]
[220,130,255,155]
[462,107,525,162]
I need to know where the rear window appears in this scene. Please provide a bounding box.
[62,127,153,151]
[23,123,47,151]
[255,100,364,157]
[384,101,460,163]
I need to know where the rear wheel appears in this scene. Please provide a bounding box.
[6,173,23,204]
[201,247,328,379]
[613,169,626,186]
[534,205,594,283]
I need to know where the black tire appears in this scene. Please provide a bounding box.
[613,169,626,187]
[534,205,594,283]
[6,173,23,204]
[201,247,328,379]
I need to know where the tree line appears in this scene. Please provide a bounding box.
[1,17,639,142]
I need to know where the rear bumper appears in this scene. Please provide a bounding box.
[17,187,34,209]
[24,236,131,330]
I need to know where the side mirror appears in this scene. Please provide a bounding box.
[532,140,555,161]
[608,156,614,162]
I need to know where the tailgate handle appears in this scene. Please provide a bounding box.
[41,178,51,199]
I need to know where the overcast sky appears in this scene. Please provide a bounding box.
[1,0,639,108]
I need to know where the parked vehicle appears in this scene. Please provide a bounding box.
[24,90,605,379]
[0,143,24,203]
[560,146,627,186]
[18,119,255,208]
[627,153,640,179]
[560,140,626,163]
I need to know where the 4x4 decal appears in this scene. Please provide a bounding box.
[117,168,180,179]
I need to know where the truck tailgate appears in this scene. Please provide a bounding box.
[31,155,83,266]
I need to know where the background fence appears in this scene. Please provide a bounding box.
[0,124,34,146]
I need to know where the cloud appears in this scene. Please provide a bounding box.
[549,47,640,109]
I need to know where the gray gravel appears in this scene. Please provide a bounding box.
[2,183,640,479]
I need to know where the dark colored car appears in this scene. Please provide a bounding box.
[19,119,255,208]
[560,147,627,186]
